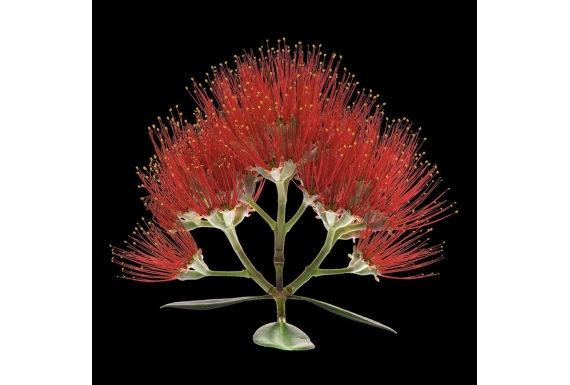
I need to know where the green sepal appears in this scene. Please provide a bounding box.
[347,252,380,280]
[255,160,297,183]
[279,160,297,181]
[334,210,355,228]
[288,295,396,334]
[181,221,200,231]
[176,250,208,280]
[205,211,227,229]
[253,319,315,351]
[302,190,318,206]
[177,270,205,280]
[314,202,355,230]
[161,295,272,310]
[233,205,249,226]
[338,230,362,240]
[189,252,209,275]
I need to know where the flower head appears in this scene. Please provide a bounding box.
[296,110,383,218]
[356,227,444,280]
[137,109,264,223]
[110,220,200,282]
[297,116,455,226]
[189,39,379,169]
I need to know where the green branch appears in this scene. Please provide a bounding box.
[314,267,356,276]
[224,226,275,294]
[204,269,250,278]
[336,222,366,236]
[242,197,276,230]
[285,201,308,233]
[284,228,339,295]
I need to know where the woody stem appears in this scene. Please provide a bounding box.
[274,180,288,320]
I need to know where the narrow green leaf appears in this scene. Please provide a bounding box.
[253,320,315,351]
[289,295,397,334]
[161,295,272,310]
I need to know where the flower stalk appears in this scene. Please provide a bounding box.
[223,226,275,294]
[274,179,289,320]
[284,191,316,233]
[284,228,338,295]
[241,197,276,230]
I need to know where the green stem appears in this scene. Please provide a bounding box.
[284,200,308,233]
[314,267,356,276]
[336,222,366,236]
[244,198,276,230]
[284,228,338,295]
[204,269,250,278]
[274,181,288,320]
[224,226,275,294]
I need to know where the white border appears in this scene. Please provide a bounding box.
[0,1,92,383]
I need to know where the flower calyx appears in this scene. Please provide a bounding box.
[314,202,356,231]
[178,249,208,281]
[205,206,249,230]
[177,210,209,231]
[347,251,380,282]
[255,160,297,183]
[302,190,318,206]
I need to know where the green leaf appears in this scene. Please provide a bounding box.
[161,295,272,310]
[289,295,397,334]
[253,320,315,351]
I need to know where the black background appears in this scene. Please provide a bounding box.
[97,4,473,382]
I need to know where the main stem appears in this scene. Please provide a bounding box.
[224,226,275,294]
[274,180,288,320]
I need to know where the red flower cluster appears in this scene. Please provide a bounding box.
[111,221,199,282]
[115,39,455,281]
[356,225,444,280]
[137,109,263,224]
[190,40,375,169]
[298,118,456,228]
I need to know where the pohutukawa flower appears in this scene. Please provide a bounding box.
[189,38,380,170]
[297,117,456,228]
[137,109,264,223]
[361,119,457,230]
[355,227,444,280]
[110,220,200,282]
[112,39,457,351]
[296,110,383,218]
